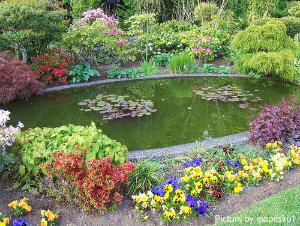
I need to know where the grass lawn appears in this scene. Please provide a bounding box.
[215,184,300,226]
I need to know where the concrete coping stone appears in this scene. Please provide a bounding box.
[127,132,249,161]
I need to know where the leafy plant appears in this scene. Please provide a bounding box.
[169,52,194,74]
[41,151,135,213]
[150,53,172,67]
[0,0,66,62]
[0,52,44,104]
[218,65,231,74]
[248,95,300,147]
[140,59,158,76]
[202,63,217,73]
[127,160,161,195]
[106,67,144,79]
[68,62,100,83]
[29,52,72,87]
[9,122,128,180]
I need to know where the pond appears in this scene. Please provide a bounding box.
[3,77,300,151]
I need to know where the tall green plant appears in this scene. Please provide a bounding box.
[169,52,194,74]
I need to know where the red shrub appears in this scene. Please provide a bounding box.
[0,52,44,104]
[30,53,72,86]
[41,150,135,213]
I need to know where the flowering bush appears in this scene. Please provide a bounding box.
[8,198,32,217]
[41,150,135,213]
[30,53,72,87]
[132,144,295,222]
[41,210,59,226]
[0,51,44,104]
[248,95,300,146]
[12,217,32,226]
[134,20,231,61]
[0,110,23,172]
[59,8,134,65]
[288,145,300,166]
[188,35,215,62]
[0,212,9,225]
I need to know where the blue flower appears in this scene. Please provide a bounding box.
[12,217,32,226]
[183,158,204,168]
[226,159,233,167]
[233,160,240,168]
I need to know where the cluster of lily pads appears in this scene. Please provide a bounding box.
[192,84,262,110]
[78,94,157,120]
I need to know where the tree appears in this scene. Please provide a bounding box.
[0,0,66,62]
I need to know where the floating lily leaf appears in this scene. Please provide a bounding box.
[78,102,88,105]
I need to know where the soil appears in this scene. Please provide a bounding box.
[1,166,299,226]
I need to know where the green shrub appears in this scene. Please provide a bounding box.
[234,50,297,81]
[125,13,156,36]
[232,20,296,53]
[279,16,300,38]
[150,53,172,67]
[0,0,66,62]
[272,0,288,18]
[252,17,300,38]
[288,1,300,18]
[10,122,128,179]
[169,52,194,74]
[193,2,219,25]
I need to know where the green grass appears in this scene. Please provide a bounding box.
[215,185,300,226]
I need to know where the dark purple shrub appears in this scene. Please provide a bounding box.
[0,52,44,104]
[248,95,300,146]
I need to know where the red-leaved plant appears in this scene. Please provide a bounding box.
[0,51,44,104]
[41,150,135,213]
[248,95,300,146]
[30,52,72,87]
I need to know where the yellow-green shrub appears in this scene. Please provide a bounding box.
[252,17,300,38]
[232,20,296,53]
[193,2,219,25]
[235,50,297,81]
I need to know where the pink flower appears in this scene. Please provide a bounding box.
[194,34,198,38]
[63,81,67,84]
[193,48,198,52]
[205,48,211,53]
[30,56,35,61]
[101,30,106,35]
[108,29,115,35]
[199,40,203,43]
[205,35,210,40]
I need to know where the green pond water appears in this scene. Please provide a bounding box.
[2,77,300,151]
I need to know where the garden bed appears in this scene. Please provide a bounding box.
[1,151,299,226]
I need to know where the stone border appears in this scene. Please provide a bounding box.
[128,132,249,160]
[42,73,298,160]
[43,73,253,93]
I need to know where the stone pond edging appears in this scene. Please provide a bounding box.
[43,73,253,93]
[43,73,299,160]
[128,132,249,160]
